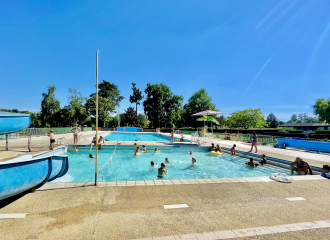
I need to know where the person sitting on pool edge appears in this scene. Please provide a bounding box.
[150,161,158,167]
[180,134,185,142]
[164,158,173,166]
[321,165,330,179]
[290,157,313,175]
[209,143,216,151]
[142,145,147,152]
[89,135,97,150]
[158,163,168,177]
[192,158,196,166]
[230,144,236,155]
[246,158,258,167]
[259,154,267,165]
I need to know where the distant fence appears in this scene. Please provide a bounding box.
[0,127,93,139]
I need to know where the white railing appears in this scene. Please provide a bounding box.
[98,145,117,181]
[57,137,69,146]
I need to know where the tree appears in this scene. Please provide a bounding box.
[226,108,266,129]
[129,83,144,117]
[66,88,87,125]
[298,114,303,121]
[137,114,150,128]
[85,80,124,127]
[40,85,60,127]
[124,106,138,127]
[143,83,183,128]
[182,89,218,127]
[313,98,330,123]
[291,114,297,122]
[266,113,278,128]
[302,113,308,122]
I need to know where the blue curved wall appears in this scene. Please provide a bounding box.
[278,138,330,152]
[0,112,31,135]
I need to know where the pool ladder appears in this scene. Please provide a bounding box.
[57,137,69,146]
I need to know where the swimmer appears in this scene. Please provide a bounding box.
[209,143,216,151]
[142,145,147,152]
[189,151,193,156]
[259,154,267,165]
[246,158,258,167]
[192,158,196,166]
[165,158,173,166]
[215,144,221,153]
[68,146,79,152]
[154,148,160,153]
[134,143,138,150]
[134,147,142,156]
[150,161,158,167]
[89,154,94,158]
[158,163,168,177]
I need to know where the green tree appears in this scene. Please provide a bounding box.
[226,108,266,129]
[40,85,60,127]
[66,88,87,125]
[266,113,278,128]
[291,114,297,122]
[182,89,218,127]
[129,83,144,117]
[312,99,330,123]
[85,80,124,127]
[137,114,150,128]
[143,83,183,128]
[124,106,138,127]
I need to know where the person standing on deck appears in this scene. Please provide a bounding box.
[170,129,174,143]
[71,124,81,144]
[236,131,239,142]
[248,131,258,153]
[49,130,55,150]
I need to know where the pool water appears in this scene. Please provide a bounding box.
[104,132,188,142]
[55,148,292,182]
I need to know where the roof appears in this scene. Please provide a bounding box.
[279,123,330,127]
[0,112,30,117]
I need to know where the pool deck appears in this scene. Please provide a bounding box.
[1,131,330,239]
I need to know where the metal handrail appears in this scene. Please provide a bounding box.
[28,134,31,152]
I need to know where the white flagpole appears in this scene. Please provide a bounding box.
[95,49,99,186]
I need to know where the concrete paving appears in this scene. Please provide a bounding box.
[1,180,330,239]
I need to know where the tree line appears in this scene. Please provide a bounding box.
[1,81,328,129]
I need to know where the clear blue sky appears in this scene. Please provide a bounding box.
[1,0,330,120]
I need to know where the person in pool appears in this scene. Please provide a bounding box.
[189,151,193,156]
[164,158,173,166]
[150,161,158,167]
[246,158,258,167]
[134,147,142,156]
[68,146,79,152]
[215,144,222,153]
[230,144,236,155]
[209,143,216,151]
[134,143,138,150]
[89,154,94,158]
[158,163,168,177]
[259,154,267,165]
[321,165,330,179]
[154,148,160,153]
[142,145,147,152]
[192,158,196,166]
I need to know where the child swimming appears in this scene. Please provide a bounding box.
[150,161,158,167]
[142,145,147,152]
[134,147,142,156]
[154,148,160,153]
[189,151,193,156]
[192,158,196,166]
[164,158,173,166]
[158,163,168,177]
[246,158,259,167]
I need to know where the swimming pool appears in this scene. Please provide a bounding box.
[103,132,189,142]
[54,146,292,182]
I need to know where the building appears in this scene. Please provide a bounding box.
[279,123,330,131]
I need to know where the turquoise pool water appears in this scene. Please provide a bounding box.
[103,132,188,142]
[54,147,292,182]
